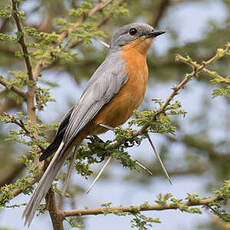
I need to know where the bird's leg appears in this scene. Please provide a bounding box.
[91,124,113,162]
[145,133,172,184]
[88,135,106,162]
[99,124,134,147]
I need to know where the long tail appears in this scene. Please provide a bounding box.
[62,144,79,195]
[23,142,65,227]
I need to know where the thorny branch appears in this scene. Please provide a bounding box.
[11,0,38,135]
[0,76,27,99]
[0,0,121,201]
[32,0,115,81]
[3,1,230,227]
[177,43,230,84]
[11,0,33,82]
[105,45,228,151]
[70,0,127,49]
[1,112,44,151]
[3,43,227,203]
[62,196,224,217]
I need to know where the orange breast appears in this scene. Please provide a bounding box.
[90,47,148,135]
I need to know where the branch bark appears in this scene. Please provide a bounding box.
[11,0,33,82]
[0,76,27,99]
[176,44,230,85]
[63,196,222,217]
[45,188,64,230]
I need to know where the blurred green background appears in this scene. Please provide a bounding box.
[0,0,230,229]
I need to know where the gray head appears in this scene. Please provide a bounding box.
[109,23,165,52]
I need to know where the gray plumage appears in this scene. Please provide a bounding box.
[23,52,128,226]
[63,53,128,147]
[23,22,158,226]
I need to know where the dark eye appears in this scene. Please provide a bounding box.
[129,28,137,36]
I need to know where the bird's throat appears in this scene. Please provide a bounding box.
[122,36,153,56]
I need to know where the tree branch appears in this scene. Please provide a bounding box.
[9,176,40,198]
[70,0,127,49]
[32,0,114,82]
[106,47,230,151]
[11,0,42,169]
[0,76,27,99]
[176,44,230,85]
[11,0,33,82]
[45,188,64,230]
[63,196,222,217]
[1,112,44,151]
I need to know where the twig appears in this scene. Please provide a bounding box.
[3,175,40,198]
[0,76,27,99]
[176,44,230,85]
[32,0,114,81]
[1,112,44,151]
[104,47,228,152]
[98,0,126,27]
[63,196,223,217]
[11,0,33,82]
[70,0,127,49]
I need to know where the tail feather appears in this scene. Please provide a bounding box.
[23,142,65,227]
[62,144,79,195]
[39,132,63,161]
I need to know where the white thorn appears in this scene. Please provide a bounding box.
[99,123,114,130]
[146,133,172,184]
[98,40,110,48]
[86,155,112,194]
[135,160,153,176]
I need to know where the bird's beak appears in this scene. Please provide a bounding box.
[146,30,166,38]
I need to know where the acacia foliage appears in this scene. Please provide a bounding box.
[0,0,230,229]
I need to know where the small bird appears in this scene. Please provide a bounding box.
[23,23,165,226]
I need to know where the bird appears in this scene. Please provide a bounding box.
[23,22,165,226]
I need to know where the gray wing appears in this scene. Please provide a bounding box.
[63,53,128,148]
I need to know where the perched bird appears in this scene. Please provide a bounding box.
[23,23,165,226]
